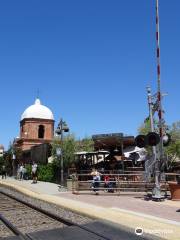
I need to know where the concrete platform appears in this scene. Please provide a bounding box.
[30,226,105,240]
[0,178,180,240]
[2,237,22,240]
[28,222,153,240]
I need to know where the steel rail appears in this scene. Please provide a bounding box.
[0,190,112,240]
[0,213,35,240]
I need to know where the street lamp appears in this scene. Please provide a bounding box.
[55,118,69,185]
[12,152,16,177]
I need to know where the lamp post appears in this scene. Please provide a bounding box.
[12,153,16,177]
[55,118,69,185]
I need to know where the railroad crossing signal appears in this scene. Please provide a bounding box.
[135,132,170,148]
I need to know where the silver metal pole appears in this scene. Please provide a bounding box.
[156,0,164,160]
[12,154,16,177]
[147,86,157,160]
[60,119,64,184]
[152,0,164,200]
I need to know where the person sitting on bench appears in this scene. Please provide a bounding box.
[90,169,101,194]
[104,174,116,193]
[104,175,110,191]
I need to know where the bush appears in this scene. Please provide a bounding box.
[0,157,5,173]
[25,164,32,179]
[25,161,59,183]
[38,164,55,182]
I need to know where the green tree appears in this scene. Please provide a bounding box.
[138,118,152,135]
[165,121,180,167]
[3,142,14,175]
[51,135,94,169]
[138,118,158,135]
[51,134,77,169]
[76,137,94,152]
[38,163,55,182]
[62,134,77,169]
[168,121,180,141]
[0,156,5,173]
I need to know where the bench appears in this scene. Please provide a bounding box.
[73,181,121,195]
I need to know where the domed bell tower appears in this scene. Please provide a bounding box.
[17,98,54,151]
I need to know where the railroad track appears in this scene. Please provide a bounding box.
[0,191,112,240]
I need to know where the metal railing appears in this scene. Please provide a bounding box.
[71,173,169,194]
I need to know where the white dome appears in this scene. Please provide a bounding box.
[21,98,54,120]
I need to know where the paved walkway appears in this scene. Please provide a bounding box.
[0,178,180,240]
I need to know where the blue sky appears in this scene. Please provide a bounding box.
[0,0,179,149]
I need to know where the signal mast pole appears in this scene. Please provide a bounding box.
[152,0,164,199]
[146,86,157,183]
[147,86,157,160]
[156,0,164,157]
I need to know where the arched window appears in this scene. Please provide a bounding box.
[38,125,45,138]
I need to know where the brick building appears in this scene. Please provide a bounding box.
[16,98,54,151]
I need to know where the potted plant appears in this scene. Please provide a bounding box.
[67,173,78,191]
[176,175,180,184]
[168,174,180,201]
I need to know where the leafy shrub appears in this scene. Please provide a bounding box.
[25,164,32,179]
[0,157,5,174]
[38,164,55,182]
[24,162,58,182]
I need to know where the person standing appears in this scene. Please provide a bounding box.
[104,175,110,191]
[16,164,19,180]
[23,165,27,180]
[1,165,6,179]
[31,162,38,183]
[19,164,24,180]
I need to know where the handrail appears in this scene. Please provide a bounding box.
[72,172,180,177]
[72,178,169,195]
[165,173,180,176]
[76,173,144,176]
